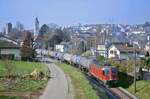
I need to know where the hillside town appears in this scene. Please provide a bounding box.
[0,0,150,99]
[1,19,150,60]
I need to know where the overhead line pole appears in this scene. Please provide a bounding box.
[134,48,137,93]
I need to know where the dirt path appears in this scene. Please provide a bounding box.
[39,58,74,99]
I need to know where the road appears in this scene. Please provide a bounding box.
[39,58,74,99]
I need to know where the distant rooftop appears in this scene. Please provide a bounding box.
[0,34,20,49]
[111,42,141,52]
[0,40,20,49]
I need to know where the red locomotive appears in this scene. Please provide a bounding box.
[89,62,118,85]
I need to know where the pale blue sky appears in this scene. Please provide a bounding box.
[0,0,150,30]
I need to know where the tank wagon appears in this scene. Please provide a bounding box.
[79,57,93,70]
[58,53,64,60]
[63,53,73,64]
[70,55,77,65]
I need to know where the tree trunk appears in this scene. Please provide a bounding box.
[139,67,143,80]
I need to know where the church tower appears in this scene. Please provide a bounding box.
[34,17,39,37]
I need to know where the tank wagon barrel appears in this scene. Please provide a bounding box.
[63,53,73,64]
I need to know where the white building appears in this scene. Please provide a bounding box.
[108,43,141,59]
[0,35,21,60]
[55,43,69,52]
[145,35,150,53]
[145,43,150,53]
[97,45,107,57]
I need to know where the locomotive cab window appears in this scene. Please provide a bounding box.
[104,69,109,75]
[112,68,118,75]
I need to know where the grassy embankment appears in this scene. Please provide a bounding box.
[116,72,150,99]
[119,69,150,99]
[0,60,49,99]
[56,62,108,99]
[109,59,150,99]
[120,71,150,99]
[127,80,150,99]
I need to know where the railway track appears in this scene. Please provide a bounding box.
[86,73,136,99]
[86,75,119,99]
[110,87,134,99]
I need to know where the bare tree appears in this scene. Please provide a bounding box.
[21,31,34,61]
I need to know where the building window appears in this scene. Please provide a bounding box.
[110,50,117,55]
[104,69,109,75]
[110,50,113,54]
[114,51,117,55]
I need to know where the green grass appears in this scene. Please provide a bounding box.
[116,72,150,99]
[0,96,21,99]
[127,80,150,99]
[108,59,150,99]
[56,62,107,99]
[0,60,49,76]
[0,60,49,92]
[0,79,47,92]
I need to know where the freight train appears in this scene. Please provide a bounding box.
[41,50,118,85]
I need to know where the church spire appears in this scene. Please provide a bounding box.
[34,17,39,37]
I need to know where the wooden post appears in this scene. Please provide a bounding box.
[134,49,136,93]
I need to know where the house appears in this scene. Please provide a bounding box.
[97,44,107,57]
[55,42,70,52]
[108,42,141,59]
[145,42,150,53]
[0,35,21,60]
